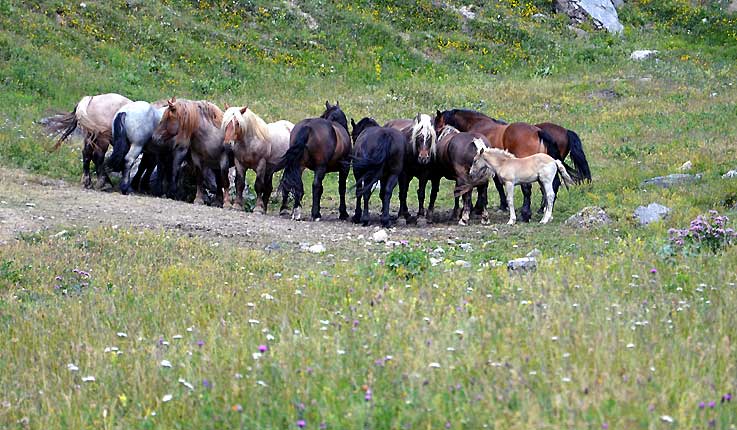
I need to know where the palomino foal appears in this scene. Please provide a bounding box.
[468,142,573,225]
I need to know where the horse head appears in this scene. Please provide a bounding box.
[221,105,248,145]
[433,109,447,136]
[410,113,437,165]
[153,97,181,144]
[321,101,348,133]
[350,117,379,143]
[469,147,492,181]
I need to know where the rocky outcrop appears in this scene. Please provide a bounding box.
[555,0,623,34]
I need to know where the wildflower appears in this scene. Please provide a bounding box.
[708,401,715,408]
[722,393,732,402]
[602,423,609,430]
[202,379,212,389]
[162,394,172,402]
[660,415,674,423]
[364,388,372,401]
[650,268,657,274]
[297,419,306,428]
[160,360,172,368]
[67,363,79,372]
[699,401,705,409]
[258,345,268,353]
[81,376,95,382]
[232,404,243,412]
[178,378,194,390]
[197,340,204,347]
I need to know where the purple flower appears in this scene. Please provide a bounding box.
[699,401,705,409]
[297,419,306,428]
[650,268,657,274]
[55,275,63,281]
[319,423,327,430]
[708,400,716,408]
[258,344,268,353]
[202,379,211,389]
[602,423,609,430]
[364,388,372,401]
[445,422,451,429]
[648,404,655,412]
[723,393,732,402]
[197,340,204,347]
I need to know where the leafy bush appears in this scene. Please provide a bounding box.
[385,244,428,278]
[664,211,737,256]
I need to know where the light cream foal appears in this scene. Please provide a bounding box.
[468,142,573,224]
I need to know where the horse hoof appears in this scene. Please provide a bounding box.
[507,220,515,225]
[312,217,321,222]
[339,212,349,221]
[292,208,302,221]
[279,208,290,217]
[458,219,468,226]
[396,217,407,227]
[193,198,205,206]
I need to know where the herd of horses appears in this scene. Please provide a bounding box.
[47,93,591,227]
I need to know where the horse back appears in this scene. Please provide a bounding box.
[502,122,546,157]
[384,119,413,131]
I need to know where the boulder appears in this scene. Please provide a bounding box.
[641,173,702,188]
[634,203,671,225]
[678,160,692,172]
[564,206,612,228]
[508,257,537,273]
[372,229,389,243]
[555,0,623,34]
[723,169,737,179]
[630,50,658,61]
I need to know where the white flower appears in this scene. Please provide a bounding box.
[561,377,571,382]
[256,380,268,387]
[660,415,674,423]
[248,319,260,325]
[337,349,346,355]
[186,327,194,332]
[626,343,635,349]
[162,394,173,402]
[429,362,441,368]
[160,360,172,368]
[82,376,95,382]
[67,363,79,372]
[172,335,183,340]
[116,332,127,338]
[178,378,194,390]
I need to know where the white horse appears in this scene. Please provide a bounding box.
[468,143,574,224]
[221,106,294,212]
[107,101,166,194]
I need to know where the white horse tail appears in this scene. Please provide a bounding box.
[555,159,574,189]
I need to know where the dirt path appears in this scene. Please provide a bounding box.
[0,168,501,250]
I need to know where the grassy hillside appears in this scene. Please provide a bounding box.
[2,1,737,429]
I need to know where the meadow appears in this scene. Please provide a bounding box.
[2,0,737,428]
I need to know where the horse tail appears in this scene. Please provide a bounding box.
[353,132,392,197]
[538,129,562,160]
[567,129,591,183]
[47,104,79,151]
[108,112,128,171]
[277,126,310,198]
[555,159,574,190]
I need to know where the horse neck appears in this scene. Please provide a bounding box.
[243,113,269,142]
[481,151,507,170]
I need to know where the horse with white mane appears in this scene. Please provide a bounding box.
[222,106,294,213]
[468,144,574,225]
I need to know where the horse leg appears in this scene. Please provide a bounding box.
[361,187,371,227]
[493,175,508,211]
[262,171,274,213]
[291,167,306,221]
[459,189,472,226]
[280,179,291,217]
[426,177,440,223]
[506,182,516,225]
[81,141,93,189]
[120,144,144,195]
[168,147,188,200]
[417,175,428,218]
[220,157,233,209]
[540,179,555,224]
[452,196,461,220]
[381,174,399,228]
[478,184,491,225]
[397,174,410,220]
[253,160,267,214]
[520,183,533,223]
[473,185,486,216]
[338,163,350,220]
[93,147,110,191]
[311,167,327,221]
[352,175,363,224]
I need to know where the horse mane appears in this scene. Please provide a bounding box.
[485,147,516,159]
[437,124,460,142]
[356,117,379,129]
[410,113,437,156]
[322,105,348,132]
[449,108,506,125]
[222,107,269,142]
[171,100,223,139]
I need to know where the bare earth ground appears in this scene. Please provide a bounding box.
[0,167,503,251]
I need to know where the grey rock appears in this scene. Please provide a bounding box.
[634,203,671,225]
[555,0,623,34]
[630,50,658,61]
[507,257,537,272]
[526,248,542,258]
[723,169,737,179]
[641,173,702,188]
[612,0,624,8]
[729,0,737,13]
[564,206,612,228]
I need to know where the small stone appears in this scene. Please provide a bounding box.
[631,50,658,61]
[564,206,611,229]
[507,257,537,272]
[641,173,702,188]
[307,243,326,253]
[454,260,471,268]
[679,160,692,171]
[723,169,737,179]
[372,229,389,243]
[634,203,671,225]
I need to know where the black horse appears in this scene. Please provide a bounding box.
[350,117,406,227]
[277,101,352,221]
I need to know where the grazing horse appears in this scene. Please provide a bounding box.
[151,98,230,205]
[106,101,166,195]
[426,126,492,225]
[350,117,406,227]
[385,114,437,222]
[469,145,574,224]
[434,108,564,222]
[276,101,351,221]
[48,93,132,189]
[222,105,294,213]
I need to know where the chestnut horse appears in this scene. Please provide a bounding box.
[427,126,492,225]
[350,117,406,227]
[152,98,230,205]
[276,101,351,221]
[434,109,563,222]
[222,105,294,213]
[385,114,437,222]
[48,93,132,189]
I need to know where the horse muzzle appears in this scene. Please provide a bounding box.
[418,155,431,165]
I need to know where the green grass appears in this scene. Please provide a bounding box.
[2,0,737,428]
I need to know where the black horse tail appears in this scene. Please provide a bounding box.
[353,132,392,197]
[567,129,591,183]
[47,104,79,151]
[277,126,310,198]
[107,112,128,171]
[539,129,579,179]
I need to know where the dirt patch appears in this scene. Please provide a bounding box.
[0,168,506,250]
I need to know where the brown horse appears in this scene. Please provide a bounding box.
[276,101,351,221]
[535,122,591,182]
[152,98,230,205]
[350,117,407,227]
[385,114,437,222]
[222,105,294,213]
[434,109,564,222]
[426,126,492,225]
[48,93,132,189]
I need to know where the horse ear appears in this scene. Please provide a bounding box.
[351,118,356,127]
[325,100,330,110]
[167,97,176,109]
[473,138,486,154]
[436,109,442,118]
[240,106,248,114]
[335,100,340,107]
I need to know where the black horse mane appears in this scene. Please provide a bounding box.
[321,105,349,132]
[447,108,507,125]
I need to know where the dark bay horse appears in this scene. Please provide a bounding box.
[427,126,492,225]
[152,98,231,205]
[434,109,563,222]
[385,114,437,222]
[276,101,352,221]
[535,122,591,183]
[350,117,406,227]
[48,93,132,189]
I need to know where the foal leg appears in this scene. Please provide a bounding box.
[310,167,327,221]
[520,183,533,223]
[540,180,555,224]
[338,163,350,220]
[478,184,490,225]
[505,182,517,225]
